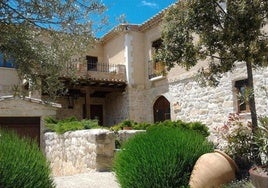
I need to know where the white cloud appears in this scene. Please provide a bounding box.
[141,1,159,9]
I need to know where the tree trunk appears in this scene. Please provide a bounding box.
[246,61,258,130]
[246,61,262,165]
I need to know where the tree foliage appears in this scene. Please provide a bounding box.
[156,0,268,127]
[0,0,107,100]
[157,0,267,85]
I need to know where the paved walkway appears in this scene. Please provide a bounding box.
[54,172,120,188]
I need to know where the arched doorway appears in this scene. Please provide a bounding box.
[153,96,171,123]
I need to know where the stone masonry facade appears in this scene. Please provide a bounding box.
[127,62,268,141]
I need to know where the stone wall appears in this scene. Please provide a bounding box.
[116,130,146,147]
[168,63,268,131]
[105,91,129,126]
[127,63,268,142]
[44,129,115,176]
[55,96,85,120]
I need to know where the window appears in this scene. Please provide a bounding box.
[235,79,250,113]
[149,39,165,79]
[152,39,163,51]
[0,53,15,68]
[86,56,98,71]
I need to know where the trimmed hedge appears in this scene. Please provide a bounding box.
[113,126,213,188]
[0,130,55,188]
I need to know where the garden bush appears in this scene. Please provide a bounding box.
[110,119,151,131]
[113,126,213,188]
[45,116,100,134]
[155,120,210,137]
[110,119,209,137]
[214,113,256,178]
[0,130,55,188]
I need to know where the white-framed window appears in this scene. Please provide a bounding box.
[149,39,165,79]
[234,79,250,113]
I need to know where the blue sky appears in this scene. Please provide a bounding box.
[96,0,177,37]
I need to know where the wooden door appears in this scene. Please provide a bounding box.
[153,96,170,123]
[90,105,103,126]
[0,117,40,146]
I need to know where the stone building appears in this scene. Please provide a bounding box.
[1,4,268,143]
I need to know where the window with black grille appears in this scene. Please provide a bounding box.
[86,56,98,71]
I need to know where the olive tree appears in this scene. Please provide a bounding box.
[156,0,268,128]
[0,0,107,100]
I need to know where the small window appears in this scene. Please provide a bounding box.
[0,53,15,68]
[149,39,165,79]
[152,39,163,51]
[86,56,98,71]
[235,79,250,113]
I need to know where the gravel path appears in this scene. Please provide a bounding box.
[54,172,120,188]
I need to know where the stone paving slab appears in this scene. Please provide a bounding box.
[54,172,120,188]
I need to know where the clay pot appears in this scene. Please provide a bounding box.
[189,150,238,188]
[249,166,268,188]
[123,126,132,130]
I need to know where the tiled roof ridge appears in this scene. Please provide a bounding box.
[139,2,176,31]
[100,2,177,42]
[100,24,139,42]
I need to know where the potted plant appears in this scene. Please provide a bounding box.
[249,166,268,188]
[214,113,254,179]
[249,116,268,188]
[215,113,268,187]
[110,120,135,131]
[121,120,134,130]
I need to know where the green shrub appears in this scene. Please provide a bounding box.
[0,130,55,188]
[254,116,268,165]
[111,120,209,136]
[132,122,152,130]
[113,126,213,188]
[45,116,100,134]
[110,123,122,131]
[44,116,58,124]
[110,119,138,131]
[155,120,210,137]
[214,113,254,178]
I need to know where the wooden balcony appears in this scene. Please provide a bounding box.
[58,62,127,90]
[60,62,127,89]
[76,62,126,82]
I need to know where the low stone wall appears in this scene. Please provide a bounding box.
[117,130,146,146]
[44,129,115,176]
